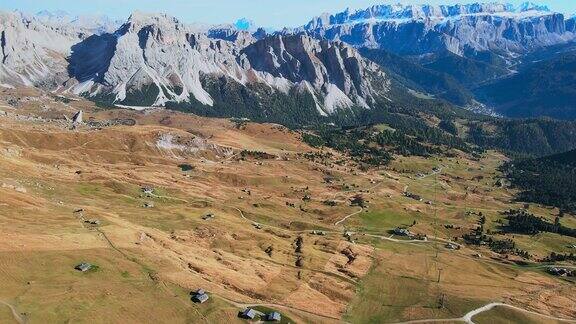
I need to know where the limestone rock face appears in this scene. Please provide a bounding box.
[1,10,390,114]
[241,34,385,112]
[0,11,82,87]
[299,3,576,57]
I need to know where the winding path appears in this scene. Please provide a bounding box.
[403,167,443,194]
[0,300,26,324]
[394,302,576,324]
[330,167,442,234]
[92,210,340,323]
[334,207,364,226]
[234,207,340,235]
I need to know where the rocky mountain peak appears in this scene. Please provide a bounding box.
[301,2,574,58]
[517,1,550,12]
[31,9,121,35]
[2,3,573,122]
[124,11,185,33]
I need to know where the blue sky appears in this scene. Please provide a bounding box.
[1,1,575,28]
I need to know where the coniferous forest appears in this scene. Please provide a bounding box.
[505,150,576,214]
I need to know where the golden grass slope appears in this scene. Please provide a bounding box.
[0,88,574,323]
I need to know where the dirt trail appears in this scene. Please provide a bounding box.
[0,300,26,324]
[329,167,441,236]
[363,233,430,245]
[393,302,576,324]
[334,207,364,226]
[403,167,443,194]
[148,193,190,204]
[233,207,340,235]
[332,180,384,226]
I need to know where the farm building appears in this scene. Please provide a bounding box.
[445,243,460,250]
[266,311,281,321]
[239,308,257,319]
[75,262,92,272]
[191,289,209,303]
[191,293,209,303]
[393,227,411,236]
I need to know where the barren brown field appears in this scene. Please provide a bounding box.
[0,87,575,323]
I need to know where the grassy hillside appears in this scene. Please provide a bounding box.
[1,88,575,323]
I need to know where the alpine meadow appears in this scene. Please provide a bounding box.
[1,2,576,323]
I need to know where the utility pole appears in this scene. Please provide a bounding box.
[438,293,445,309]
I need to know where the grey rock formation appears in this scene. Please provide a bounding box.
[0,10,390,115]
[72,110,83,124]
[299,2,576,59]
[4,3,574,119]
[0,11,82,87]
[34,10,122,35]
[241,35,385,113]
[64,12,390,114]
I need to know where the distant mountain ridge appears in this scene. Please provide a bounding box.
[33,10,122,34]
[290,2,576,118]
[299,2,575,59]
[305,2,551,28]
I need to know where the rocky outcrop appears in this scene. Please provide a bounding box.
[567,16,576,33]
[5,3,573,118]
[241,35,384,112]
[207,26,257,47]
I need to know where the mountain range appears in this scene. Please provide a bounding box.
[296,2,576,119]
[300,2,575,58]
[1,2,576,121]
[1,10,390,119]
